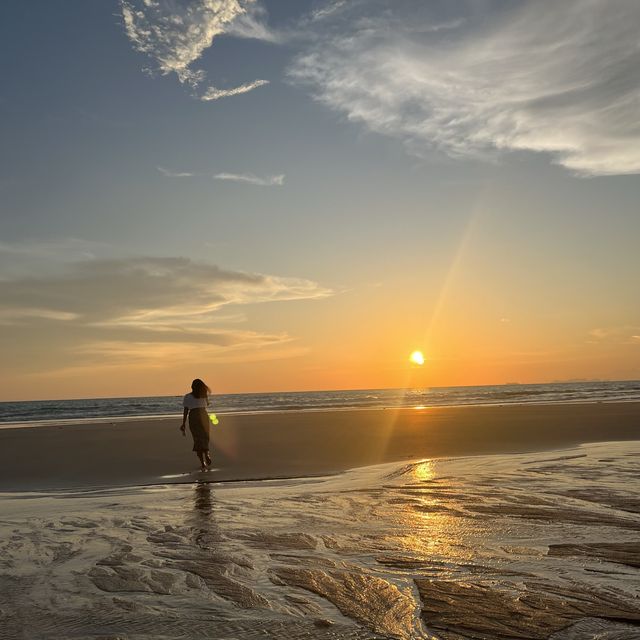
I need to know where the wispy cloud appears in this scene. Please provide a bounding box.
[0,256,328,327]
[0,237,111,279]
[200,79,270,101]
[588,326,640,345]
[225,3,283,43]
[213,172,284,186]
[120,0,272,101]
[289,0,640,176]
[157,166,195,178]
[309,1,348,23]
[156,167,284,184]
[0,307,79,324]
[0,257,329,374]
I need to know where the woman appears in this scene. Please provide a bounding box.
[180,378,213,470]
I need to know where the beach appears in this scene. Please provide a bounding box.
[1,402,640,639]
[5,0,640,637]
[0,402,639,491]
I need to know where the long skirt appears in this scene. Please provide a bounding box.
[188,408,210,452]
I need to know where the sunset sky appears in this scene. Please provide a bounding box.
[1,0,639,400]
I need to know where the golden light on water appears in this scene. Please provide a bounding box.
[409,350,425,365]
[413,460,435,482]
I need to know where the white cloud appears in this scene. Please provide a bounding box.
[289,0,640,176]
[157,166,195,177]
[200,79,269,101]
[309,1,348,23]
[225,3,282,43]
[121,0,271,100]
[213,172,284,186]
[157,166,284,183]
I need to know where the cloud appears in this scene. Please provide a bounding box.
[157,167,284,183]
[120,0,271,100]
[213,172,284,186]
[308,1,348,23]
[0,308,79,324]
[588,326,640,345]
[200,79,269,101]
[0,237,112,279]
[225,3,282,43]
[0,256,330,373]
[66,337,308,369]
[157,166,195,178]
[0,256,328,326]
[289,0,640,176]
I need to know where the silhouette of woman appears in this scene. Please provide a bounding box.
[180,379,212,470]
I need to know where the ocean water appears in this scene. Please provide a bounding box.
[1,380,639,425]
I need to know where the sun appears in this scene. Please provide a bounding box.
[409,350,425,365]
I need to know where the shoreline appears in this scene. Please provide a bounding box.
[1,401,639,492]
[2,396,640,430]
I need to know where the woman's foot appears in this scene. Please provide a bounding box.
[204,452,212,466]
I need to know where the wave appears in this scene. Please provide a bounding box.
[1,380,640,425]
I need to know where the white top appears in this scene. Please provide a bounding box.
[183,393,209,410]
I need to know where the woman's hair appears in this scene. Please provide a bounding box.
[191,379,211,399]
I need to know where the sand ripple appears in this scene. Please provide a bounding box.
[273,565,421,639]
[416,579,640,639]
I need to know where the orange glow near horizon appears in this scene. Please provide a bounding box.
[1,186,638,402]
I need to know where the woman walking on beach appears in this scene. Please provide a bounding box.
[180,379,213,471]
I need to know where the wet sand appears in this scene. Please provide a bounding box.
[1,401,639,491]
[1,440,639,639]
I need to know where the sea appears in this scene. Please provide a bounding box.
[1,379,639,426]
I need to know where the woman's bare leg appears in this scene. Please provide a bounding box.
[196,451,206,470]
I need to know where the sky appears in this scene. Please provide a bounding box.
[1,0,639,401]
